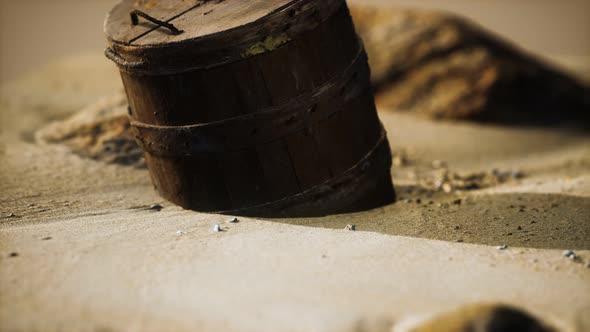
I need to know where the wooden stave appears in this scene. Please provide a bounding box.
[106,0,395,215]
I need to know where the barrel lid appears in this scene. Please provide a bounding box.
[104,0,345,74]
[105,0,295,46]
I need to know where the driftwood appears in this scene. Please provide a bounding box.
[350,5,590,126]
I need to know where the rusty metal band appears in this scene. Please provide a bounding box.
[130,47,370,156]
[106,0,347,75]
[218,126,392,217]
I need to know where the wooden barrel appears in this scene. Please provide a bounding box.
[104,0,395,217]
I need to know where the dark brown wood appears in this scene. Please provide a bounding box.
[105,0,396,216]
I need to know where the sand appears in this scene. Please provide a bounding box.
[1,0,590,330]
[1,51,589,332]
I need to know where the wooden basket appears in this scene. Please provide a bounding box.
[104,0,395,217]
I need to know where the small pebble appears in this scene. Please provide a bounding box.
[405,199,413,203]
[496,245,509,250]
[7,213,15,218]
[452,198,462,205]
[415,198,422,204]
[41,236,52,241]
[563,250,575,259]
[442,183,453,193]
[149,204,163,211]
[432,160,447,169]
[344,224,356,231]
[517,226,522,231]
[456,239,464,243]
[392,155,407,167]
[176,230,186,235]
[227,217,239,223]
[428,201,434,205]
[213,224,222,232]
[9,252,18,257]
[511,170,524,179]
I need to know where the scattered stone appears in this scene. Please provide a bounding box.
[496,245,508,250]
[434,180,443,190]
[511,170,525,179]
[517,226,522,231]
[442,183,453,193]
[392,153,408,167]
[453,225,460,230]
[415,198,422,204]
[227,217,239,223]
[456,239,464,243]
[7,213,15,218]
[9,252,18,257]
[345,224,356,231]
[519,207,525,212]
[149,204,163,211]
[176,230,187,235]
[405,199,413,203]
[41,236,52,241]
[563,250,575,259]
[452,198,462,205]
[213,224,222,232]
[428,201,434,205]
[432,160,447,169]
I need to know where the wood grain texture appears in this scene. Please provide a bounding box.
[105,0,395,216]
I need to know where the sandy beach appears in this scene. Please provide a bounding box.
[1,1,589,331]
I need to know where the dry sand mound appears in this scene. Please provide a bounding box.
[350,5,590,126]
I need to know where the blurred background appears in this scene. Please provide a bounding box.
[1,0,589,83]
